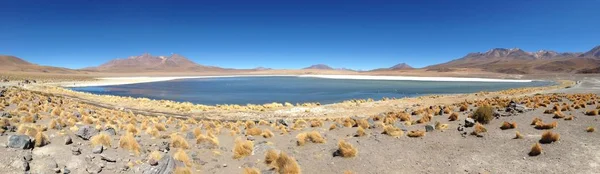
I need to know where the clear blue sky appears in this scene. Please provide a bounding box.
[1,0,599,70]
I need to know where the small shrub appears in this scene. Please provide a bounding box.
[585,110,599,116]
[119,133,141,154]
[296,131,325,146]
[334,140,357,158]
[564,115,574,121]
[407,130,425,138]
[246,127,262,136]
[500,121,517,130]
[514,131,523,139]
[261,129,274,138]
[356,119,369,129]
[174,148,191,167]
[310,120,323,127]
[539,131,560,144]
[243,168,260,174]
[529,143,542,156]
[170,134,190,149]
[531,117,542,125]
[329,124,337,131]
[355,127,366,137]
[471,123,487,136]
[34,131,50,147]
[265,149,279,166]
[534,121,557,130]
[382,125,403,137]
[275,152,301,174]
[91,132,112,147]
[448,112,459,121]
[233,138,254,159]
[587,126,595,132]
[472,106,494,124]
[174,167,191,174]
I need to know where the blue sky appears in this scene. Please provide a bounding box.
[1,0,599,70]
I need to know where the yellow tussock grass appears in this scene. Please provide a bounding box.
[193,127,202,138]
[514,131,523,139]
[329,124,337,130]
[585,109,599,116]
[355,127,366,137]
[529,143,542,156]
[564,115,574,121]
[243,167,260,174]
[233,138,254,159]
[448,112,459,121]
[261,129,274,138]
[196,134,219,148]
[246,127,262,136]
[148,151,162,161]
[34,131,50,147]
[471,123,487,136]
[170,134,190,149]
[91,132,112,147]
[174,148,191,167]
[154,123,167,131]
[275,152,301,174]
[382,125,403,137]
[407,130,425,138]
[296,131,326,146]
[335,140,357,158]
[356,119,369,129]
[310,120,323,127]
[534,121,557,130]
[265,149,279,166]
[539,131,560,144]
[586,126,595,132]
[531,117,542,125]
[500,121,517,130]
[119,133,140,154]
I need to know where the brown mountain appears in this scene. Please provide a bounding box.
[88,53,225,72]
[303,64,334,70]
[370,63,414,71]
[427,45,600,74]
[0,55,76,73]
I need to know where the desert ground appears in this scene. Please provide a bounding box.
[0,72,599,174]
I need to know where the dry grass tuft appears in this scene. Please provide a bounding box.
[233,138,254,159]
[539,131,560,144]
[587,126,595,132]
[514,131,523,139]
[261,129,274,138]
[585,109,599,116]
[334,140,357,158]
[471,123,487,136]
[296,131,326,146]
[448,112,459,121]
[531,117,542,125]
[310,120,323,127]
[435,122,448,130]
[148,151,162,161]
[170,134,190,149]
[193,127,202,138]
[472,105,494,124]
[174,167,192,174]
[529,143,542,156]
[275,152,301,174]
[382,125,404,137]
[265,149,279,166]
[407,130,426,138]
[119,133,140,154]
[246,127,263,136]
[196,134,220,148]
[174,148,191,167]
[459,104,468,112]
[34,131,50,147]
[500,121,517,130]
[243,168,260,174]
[356,119,370,129]
[329,123,337,131]
[90,132,112,147]
[355,127,366,137]
[534,121,558,130]
[564,115,574,121]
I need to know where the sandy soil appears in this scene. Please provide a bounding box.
[0,73,599,174]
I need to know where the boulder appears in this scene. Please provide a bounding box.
[141,155,185,174]
[92,146,103,154]
[75,126,97,140]
[425,125,435,132]
[465,118,475,127]
[7,135,33,149]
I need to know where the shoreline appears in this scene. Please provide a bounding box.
[58,74,535,87]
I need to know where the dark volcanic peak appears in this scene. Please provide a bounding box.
[389,63,414,70]
[462,47,587,60]
[581,45,600,58]
[303,64,334,70]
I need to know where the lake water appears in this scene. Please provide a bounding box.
[70,76,552,105]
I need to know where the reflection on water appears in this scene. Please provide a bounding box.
[70,77,552,105]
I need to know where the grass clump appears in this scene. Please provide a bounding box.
[471,123,487,136]
[233,138,254,159]
[34,131,50,147]
[275,152,301,174]
[472,106,494,124]
[296,131,325,146]
[261,129,274,138]
[334,140,357,158]
[243,168,260,174]
[119,133,141,154]
[539,131,560,144]
[531,117,542,125]
[407,130,425,138]
[529,143,542,156]
[500,121,517,130]
[534,121,558,130]
[382,125,404,137]
[355,127,366,137]
[246,127,262,136]
[196,134,219,148]
[170,134,190,149]
[586,126,595,132]
[265,149,279,166]
[514,131,524,139]
[90,132,112,147]
[448,112,459,121]
[585,109,599,116]
[174,148,191,167]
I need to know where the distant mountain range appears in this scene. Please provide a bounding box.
[85,53,225,72]
[0,55,77,73]
[2,45,600,74]
[426,45,600,74]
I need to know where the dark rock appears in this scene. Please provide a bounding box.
[141,155,185,174]
[75,126,98,140]
[277,119,290,127]
[92,145,103,154]
[0,112,11,118]
[185,132,195,139]
[103,127,117,136]
[63,167,71,174]
[159,142,170,152]
[100,154,117,163]
[425,125,435,132]
[23,159,30,171]
[7,135,33,149]
[64,136,73,145]
[71,147,81,155]
[246,135,255,141]
[465,118,475,127]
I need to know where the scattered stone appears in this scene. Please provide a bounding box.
[63,167,71,174]
[1,112,11,118]
[277,119,290,127]
[159,142,170,152]
[465,118,475,127]
[7,135,33,149]
[425,124,435,132]
[185,132,195,139]
[92,145,103,154]
[103,127,117,136]
[71,147,81,155]
[64,136,73,145]
[86,164,102,174]
[75,125,98,140]
[246,135,255,141]
[100,155,117,163]
[148,159,158,166]
[141,155,184,174]
[24,153,33,162]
